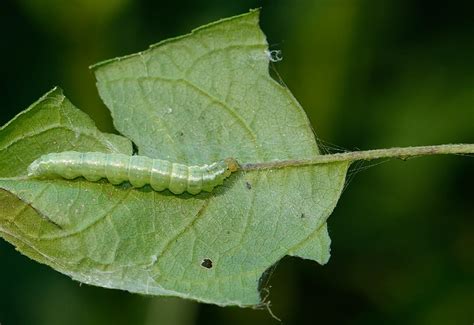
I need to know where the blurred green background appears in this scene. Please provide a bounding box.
[1,0,473,324]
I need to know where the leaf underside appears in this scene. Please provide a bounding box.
[0,10,348,306]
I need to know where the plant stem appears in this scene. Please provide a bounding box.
[240,144,474,171]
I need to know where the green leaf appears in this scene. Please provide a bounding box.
[0,10,348,306]
[0,88,132,178]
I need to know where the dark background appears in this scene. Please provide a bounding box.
[1,0,473,324]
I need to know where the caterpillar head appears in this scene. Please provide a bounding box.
[224,158,239,173]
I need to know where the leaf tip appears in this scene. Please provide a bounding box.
[90,8,263,72]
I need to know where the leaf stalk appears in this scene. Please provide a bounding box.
[241,144,474,171]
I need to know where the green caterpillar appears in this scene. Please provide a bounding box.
[27,152,239,195]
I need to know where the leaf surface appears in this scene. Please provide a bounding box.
[0,10,348,306]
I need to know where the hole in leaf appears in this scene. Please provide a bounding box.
[201,258,213,269]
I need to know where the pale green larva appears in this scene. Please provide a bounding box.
[27,152,239,195]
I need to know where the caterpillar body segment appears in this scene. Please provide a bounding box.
[27,152,239,195]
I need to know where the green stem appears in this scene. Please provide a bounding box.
[241,144,474,171]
